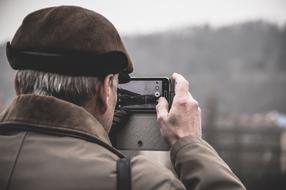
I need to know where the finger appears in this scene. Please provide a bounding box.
[156,97,169,122]
[172,73,189,97]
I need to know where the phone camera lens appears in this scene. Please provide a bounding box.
[154,91,160,98]
[138,140,143,147]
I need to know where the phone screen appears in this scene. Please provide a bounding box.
[117,78,169,111]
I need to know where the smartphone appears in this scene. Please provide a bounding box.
[117,77,173,112]
[112,77,173,150]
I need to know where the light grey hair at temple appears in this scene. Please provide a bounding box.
[15,70,119,106]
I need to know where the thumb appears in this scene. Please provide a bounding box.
[156,97,169,122]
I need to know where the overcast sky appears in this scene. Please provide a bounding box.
[0,0,286,42]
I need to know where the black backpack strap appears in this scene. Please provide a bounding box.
[117,157,131,190]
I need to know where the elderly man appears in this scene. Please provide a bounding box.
[0,5,246,190]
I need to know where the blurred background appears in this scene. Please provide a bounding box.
[0,0,286,189]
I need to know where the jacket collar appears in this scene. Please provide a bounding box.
[0,94,112,145]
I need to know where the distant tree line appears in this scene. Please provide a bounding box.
[1,20,286,113]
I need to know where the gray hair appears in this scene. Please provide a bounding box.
[15,70,118,106]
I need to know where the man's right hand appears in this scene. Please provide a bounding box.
[156,73,202,146]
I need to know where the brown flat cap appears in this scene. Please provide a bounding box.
[6,5,133,83]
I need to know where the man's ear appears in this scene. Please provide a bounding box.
[96,74,114,114]
[14,77,20,96]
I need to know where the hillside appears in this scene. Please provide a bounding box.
[1,21,286,114]
[123,21,286,114]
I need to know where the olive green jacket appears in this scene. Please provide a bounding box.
[0,95,246,190]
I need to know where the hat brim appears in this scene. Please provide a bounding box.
[6,42,130,83]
